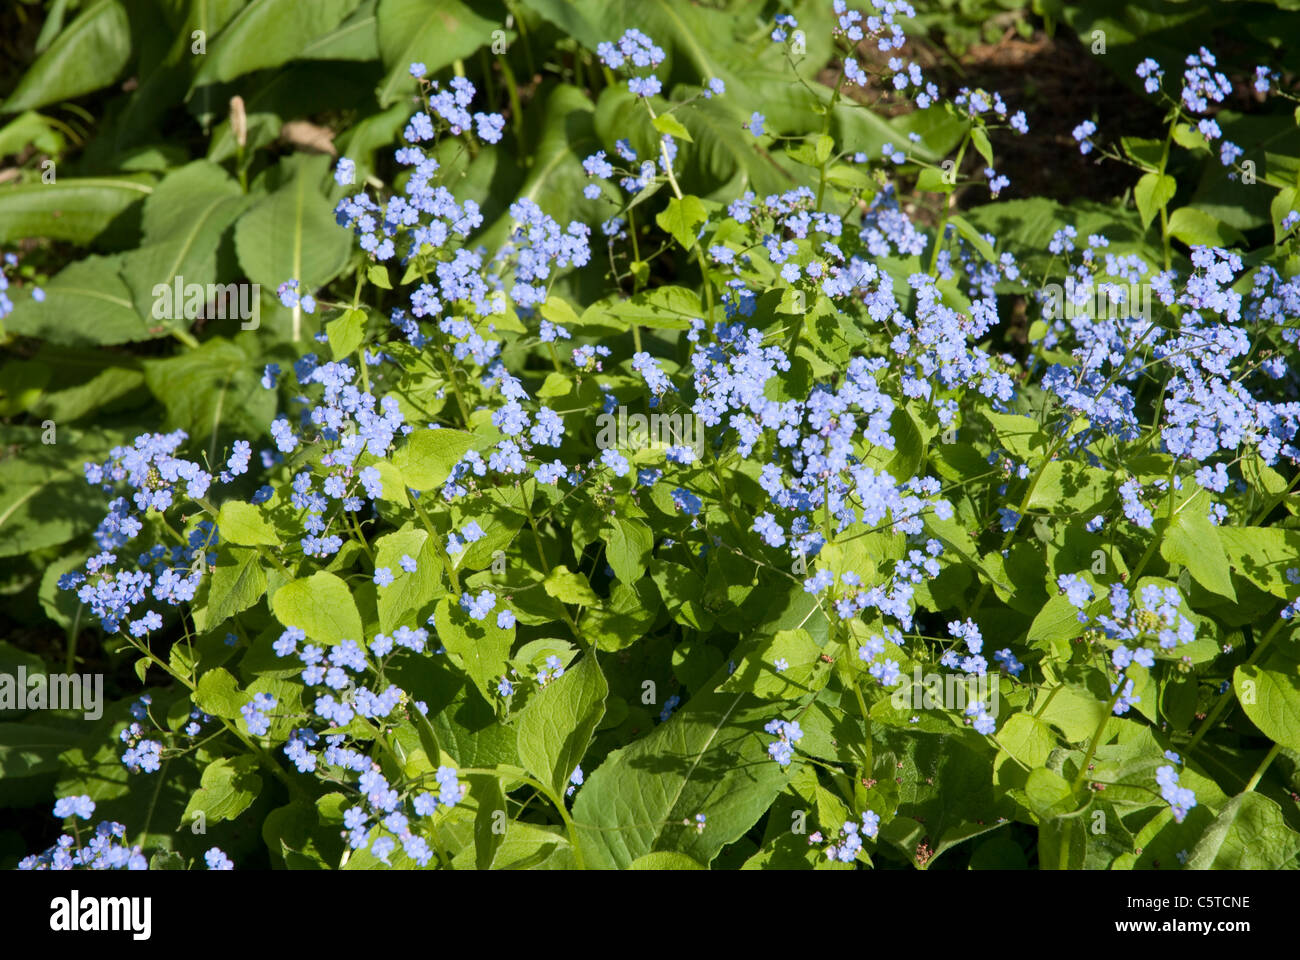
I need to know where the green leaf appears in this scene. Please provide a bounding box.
[271,571,363,646]
[433,597,515,706]
[1218,526,1300,598]
[947,215,996,263]
[651,112,693,143]
[234,153,352,294]
[374,526,444,632]
[0,427,127,556]
[969,125,994,168]
[392,428,475,490]
[0,723,87,779]
[375,0,498,106]
[3,0,132,113]
[194,668,246,719]
[719,629,829,700]
[1185,792,1300,869]
[118,163,253,323]
[606,518,653,584]
[1134,172,1176,230]
[517,652,608,797]
[367,263,392,289]
[586,285,702,331]
[1160,486,1235,600]
[997,713,1056,768]
[1234,655,1300,752]
[193,0,362,87]
[0,175,153,245]
[1167,206,1245,248]
[543,566,600,606]
[183,756,262,826]
[328,307,367,360]
[195,546,267,633]
[655,194,708,250]
[572,686,789,868]
[471,774,507,869]
[1025,767,1079,820]
[984,411,1052,464]
[217,501,281,547]
[143,337,275,447]
[4,255,156,347]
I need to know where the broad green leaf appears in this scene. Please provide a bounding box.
[948,215,996,263]
[0,175,153,245]
[193,0,362,87]
[374,0,498,106]
[1185,792,1300,869]
[1134,172,1176,230]
[433,596,515,706]
[586,286,702,331]
[119,162,252,323]
[471,774,507,869]
[374,526,444,632]
[271,572,363,645]
[1167,206,1245,248]
[143,337,275,447]
[652,112,693,143]
[1234,655,1300,752]
[328,307,367,360]
[1160,486,1235,600]
[543,566,599,606]
[572,686,789,868]
[4,255,155,347]
[1218,526,1300,598]
[392,428,475,490]
[516,652,608,797]
[233,154,352,295]
[984,411,1052,464]
[217,501,280,547]
[656,195,708,250]
[3,0,131,113]
[1024,767,1078,820]
[182,756,262,826]
[0,723,87,779]
[299,0,381,60]
[720,629,828,700]
[194,668,246,719]
[997,713,1056,768]
[0,426,122,556]
[195,546,267,633]
[606,517,653,583]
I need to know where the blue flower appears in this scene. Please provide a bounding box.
[205,847,234,870]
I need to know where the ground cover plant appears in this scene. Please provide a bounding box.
[2,0,1300,871]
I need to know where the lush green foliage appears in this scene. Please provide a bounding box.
[3,0,1300,871]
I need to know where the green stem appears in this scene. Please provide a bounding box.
[1244,743,1282,792]
[929,131,970,277]
[1188,616,1287,750]
[1072,686,1123,792]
